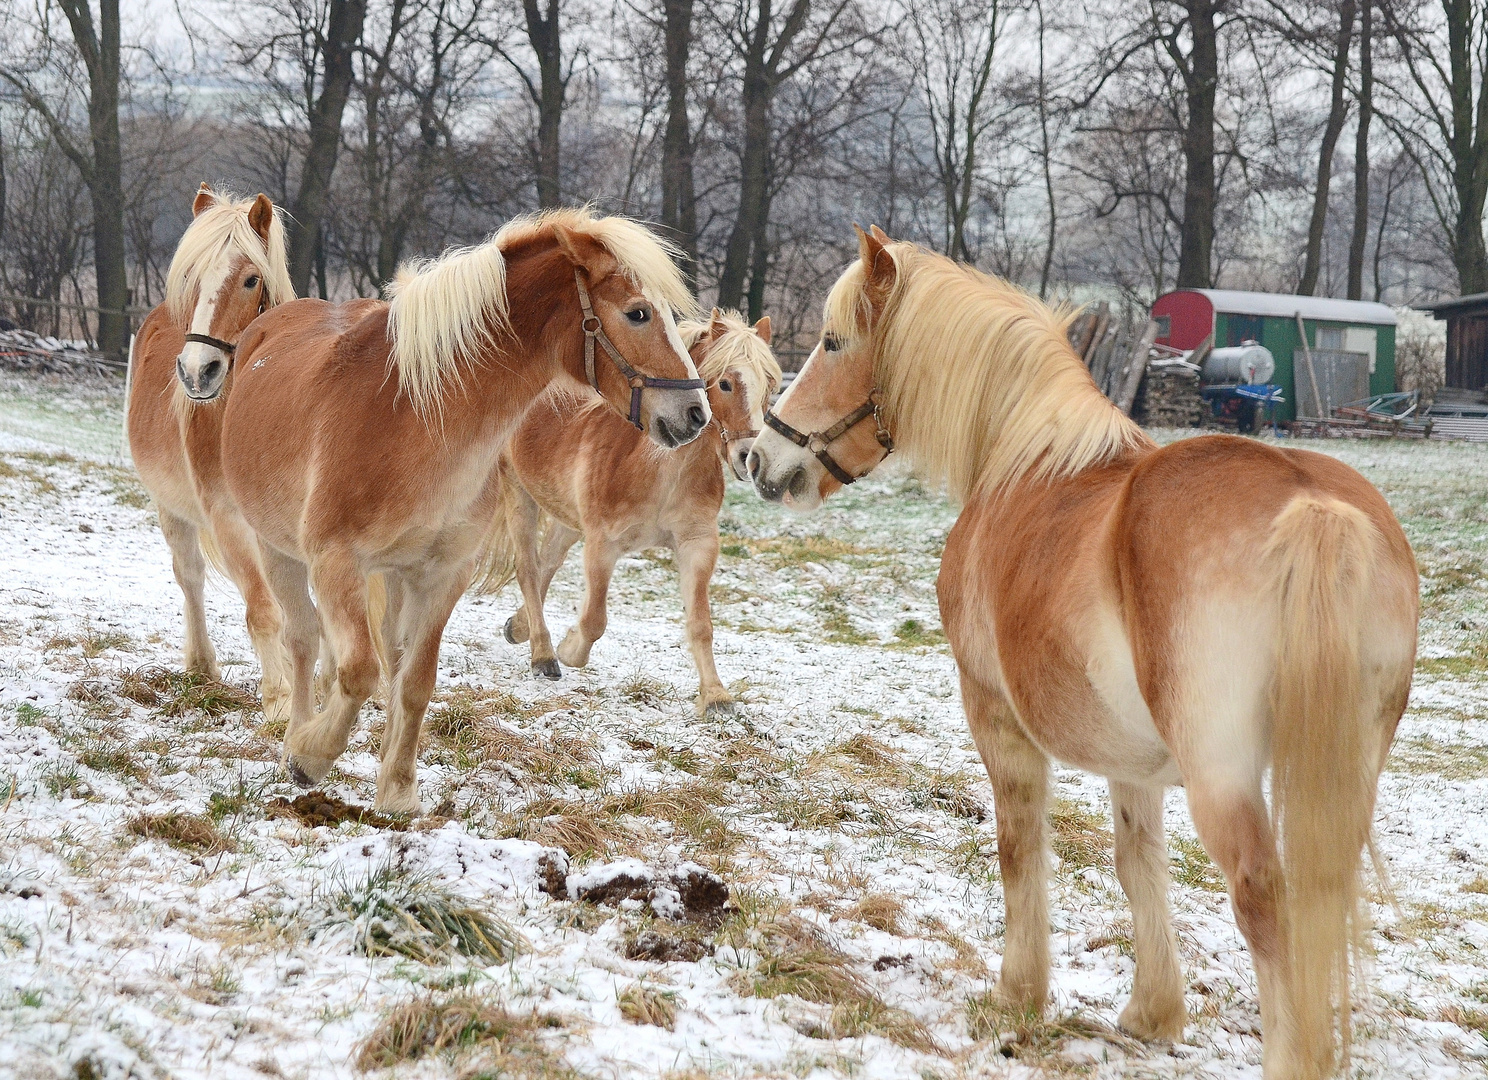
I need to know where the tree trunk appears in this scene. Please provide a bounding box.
[1347,0,1372,299]
[1176,0,1218,289]
[525,0,564,208]
[287,0,367,295]
[745,185,772,321]
[1299,0,1356,296]
[660,0,698,283]
[1035,0,1055,298]
[718,20,772,312]
[54,0,128,357]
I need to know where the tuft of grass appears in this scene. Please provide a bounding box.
[80,625,132,658]
[14,702,48,726]
[617,983,678,1030]
[313,861,524,964]
[355,993,570,1073]
[1049,796,1111,873]
[618,673,676,709]
[891,618,946,648]
[126,811,232,854]
[1389,735,1488,780]
[965,991,1139,1061]
[1439,1004,1488,1040]
[846,893,904,935]
[1170,835,1226,892]
[509,780,741,860]
[78,745,148,783]
[727,911,939,1053]
[1462,876,1488,895]
[116,666,258,718]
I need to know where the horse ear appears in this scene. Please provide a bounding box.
[869,224,892,244]
[707,307,728,340]
[552,222,616,283]
[753,315,772,344]
[856,225,897,308]
[192,183,215,217]
[248,194,274,242]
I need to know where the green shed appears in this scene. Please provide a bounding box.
[1151,289,1398,422]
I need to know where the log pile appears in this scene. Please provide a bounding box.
[0,328,123,376]
[1134,360,1207,428]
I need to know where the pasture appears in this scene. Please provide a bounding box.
[1,369,1486,1078]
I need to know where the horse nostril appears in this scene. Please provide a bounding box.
[747,451,762,479]
[785,466,808,499]
[686,403,706,431]
[201,359,222,386]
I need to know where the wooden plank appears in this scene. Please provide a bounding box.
[1295,311,1325,417]
[1085,303,1111,366]
[1114,319,1160,416]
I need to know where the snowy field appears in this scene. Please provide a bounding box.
[1,368,1487,1079]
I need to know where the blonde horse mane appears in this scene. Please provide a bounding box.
[824,244,1153,502]
[164,188,293,326]
[385,207,699,418]
[678,309,782,394]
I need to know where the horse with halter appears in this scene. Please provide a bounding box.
[749,226,1417,1080]
[126,183,296,720]
[209,208,710,815]
[477,308,780,714]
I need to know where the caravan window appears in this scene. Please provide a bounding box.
[1316,326,1345,350]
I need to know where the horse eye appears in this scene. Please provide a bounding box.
[244,275,260,289]
[625,307,650,324]
[719,378,733,392]
[822,334,841,352]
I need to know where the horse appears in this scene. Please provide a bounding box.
[126,183,297,720]
[748,226,1417,1080]
[209,208,711,815]
[476,307,780,713]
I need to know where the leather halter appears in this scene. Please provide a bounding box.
[762,391,895,486]
[574,270,706,431]
[180,289,268,368]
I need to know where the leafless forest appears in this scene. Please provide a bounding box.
[1,0,1485,357]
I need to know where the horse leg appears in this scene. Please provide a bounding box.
[259,545,318,758]
[1110,780,1186,1040]
[506,521,578,644]
[1186,780,1295,1076]
[676,532,731,715]
[202,505,291,725]
[962,673,1050,1013]
[556,535,619,670]
[157,510,219,679]
[505,489,560,678]
[282,550,379,786]
[375,562,470,814]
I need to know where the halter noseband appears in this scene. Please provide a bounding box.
[180,289,268,367]
[574,270,706,431]
[762,391,895,486]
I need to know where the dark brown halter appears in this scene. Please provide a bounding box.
[180,288,268,368]
[574,269,706,431]
[762,391,895,486]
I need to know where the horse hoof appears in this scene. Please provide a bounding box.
[701,698,737,718]
[284,752,334,788]
[504,616,520,644]
[532,658,562,680]
[287,760,316,788]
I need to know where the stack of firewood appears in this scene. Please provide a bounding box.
[1134,360,1207,428]
[0,328,122,376]
[1066,304,1158,417]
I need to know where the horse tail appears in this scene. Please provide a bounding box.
[1265,493,1380,1073]
[195,526,232,582]
[471,472,542,596]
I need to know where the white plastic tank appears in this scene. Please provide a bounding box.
[1203,341,1275,385]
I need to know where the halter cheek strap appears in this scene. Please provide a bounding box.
[762,391,895,486]
[574,269,706,430]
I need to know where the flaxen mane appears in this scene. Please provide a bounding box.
[678,310,782,393]
[164,189,293,325]
[822,245,1152,502]
[386,207,699,417]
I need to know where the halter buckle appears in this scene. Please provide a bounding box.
[582,316,602,335]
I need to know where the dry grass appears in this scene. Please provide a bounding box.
[965,991,1139,1062]
[507,780,742,860]
[846,893,904,935]
[116,666,258,718]
[1170,834,1227,892]
[355,993,572,1074]
[617,983,678,1030]
[126,811,232,854]
[725,909,940,1054]
[1049,796,1112,872]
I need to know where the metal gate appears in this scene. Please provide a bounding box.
[1294,349,1370,416]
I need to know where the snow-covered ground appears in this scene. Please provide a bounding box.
[1,369,1487,1079]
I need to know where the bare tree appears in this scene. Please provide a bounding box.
[493,0,582,207]
[660,0,699,278]
[1347,0,1373,298]
[0,0,130,355]
[1378,0,1488,293]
